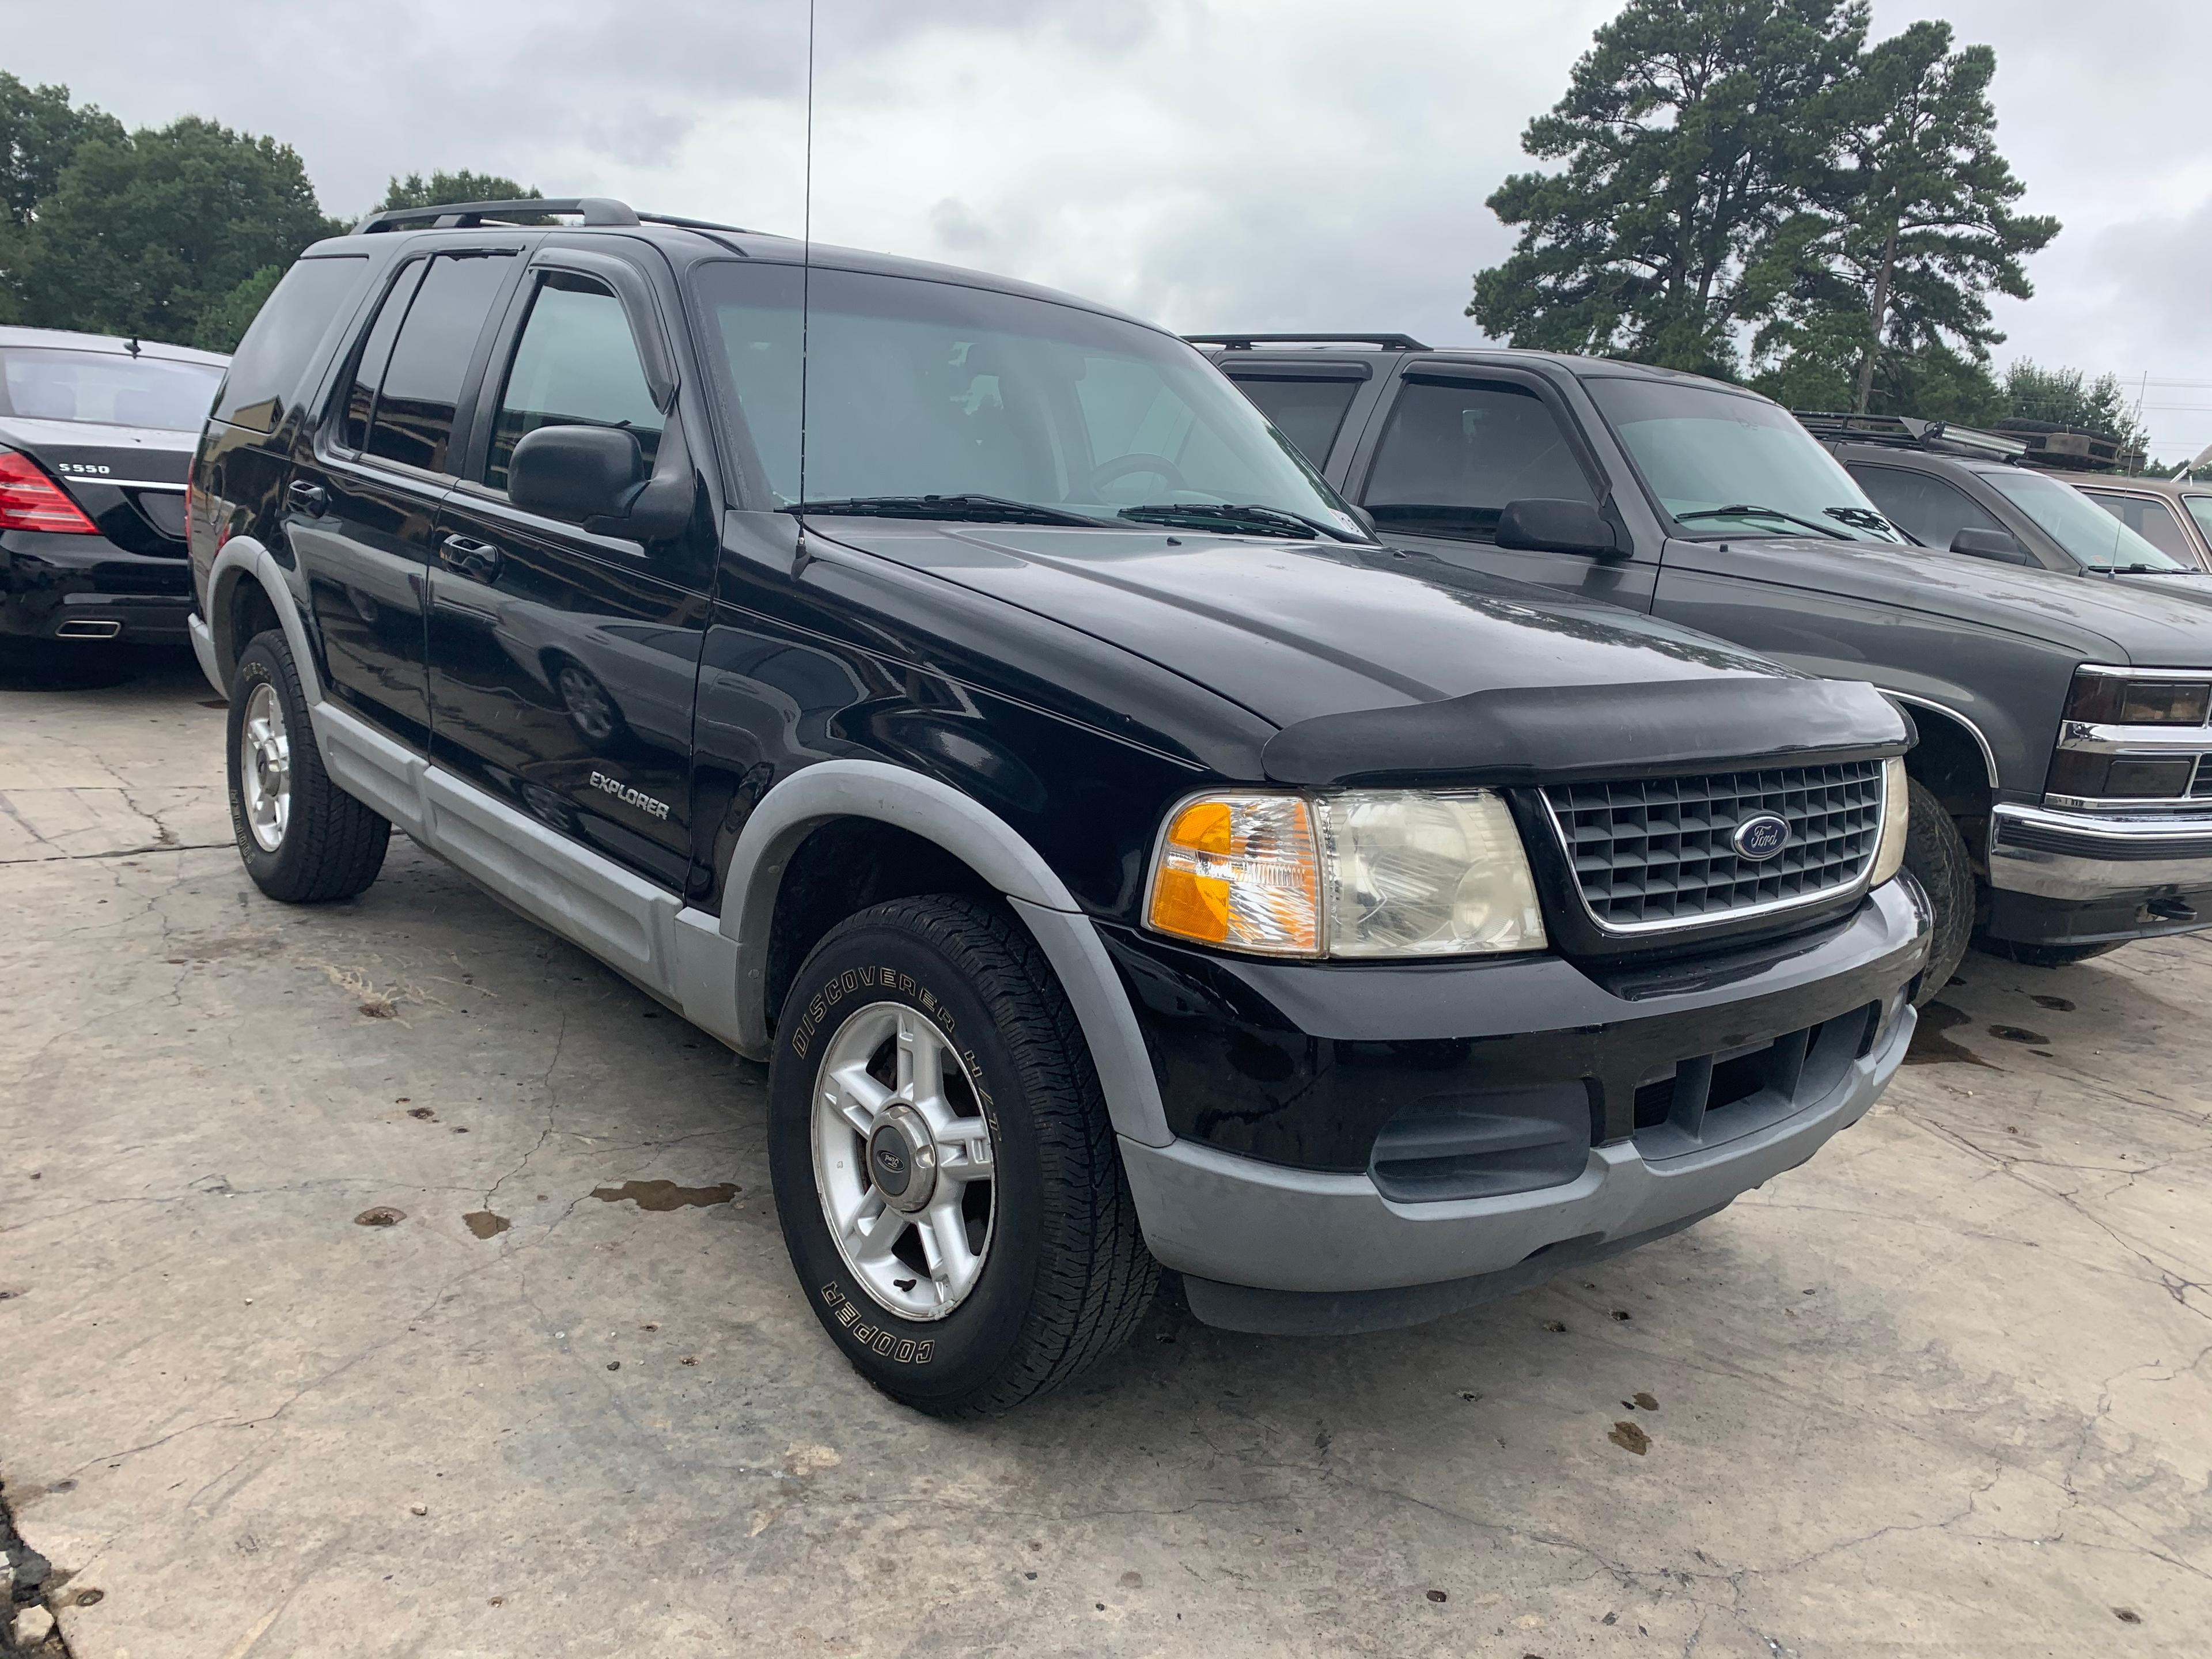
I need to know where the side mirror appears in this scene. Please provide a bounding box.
[1347,502,1379,540]
[1949,526,2036,566]
[1495,497,1622,557]
[509,425,645,525]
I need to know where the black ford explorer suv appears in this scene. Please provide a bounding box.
[1,325,226,651]
[188,201,1925,1414]
[1206,337,2212,980]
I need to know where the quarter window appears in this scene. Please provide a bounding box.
[1847,465,2003,550]
[214,255,368,433]
[484,271,664,492]
[1362,379,1594,539]
[363,252,513,473]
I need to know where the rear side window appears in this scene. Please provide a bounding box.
[1362,378,1594,538]
[2081,491,2195,565]
[363,252,513,473]
[1226,374,1361,468]
[214,255,369,433]
[483,271,663,492]
[341,260,425,451]
[1849,464,2003,550]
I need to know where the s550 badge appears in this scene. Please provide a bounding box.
[589,771,670,821]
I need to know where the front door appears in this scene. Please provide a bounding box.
[425,260,709,893]
[290,249,520,746]
[1350,369,1655,607]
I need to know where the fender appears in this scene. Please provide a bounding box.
[193,535,325,706]
[704,759,1173,1147]
[1885,690,2001,793]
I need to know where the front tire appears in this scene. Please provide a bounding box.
[767,895,1157,1415]
[1902,779,1974,1007]
[226,629,390,903]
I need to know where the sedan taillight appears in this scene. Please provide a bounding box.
[0,448,99,533]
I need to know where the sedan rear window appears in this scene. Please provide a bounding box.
[0,346,225,433]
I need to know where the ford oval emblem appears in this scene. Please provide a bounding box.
[1732,813,1790,861]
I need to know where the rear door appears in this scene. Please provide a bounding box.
[1212,358,1376,474]
[288,247,522,746]
[425,247,709,893]
[1342,363,1654,606]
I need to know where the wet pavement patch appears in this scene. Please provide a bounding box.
[1906,1002,1996,1067]
[354,1207,406,1227]
[590,1179,738,1211]
[2031,995,2075,1012]
[1608,1420,1651,1455]
[1989,1025,2049,1045]
[463,1211,510,1240]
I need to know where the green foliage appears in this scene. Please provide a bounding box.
[191,263,287,353]
[376,171,541,216]
[7,115,338,347]
[1469,0,1869,377]
[0,71,123,227]
[2001,360,2149,454]
[1472,4,2056,415]
[1756,21,2057,411]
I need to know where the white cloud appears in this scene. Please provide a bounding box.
[13,0,2212,454]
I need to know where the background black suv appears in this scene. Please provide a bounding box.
[188,206,1923,1412]
[1206,336,2212,978]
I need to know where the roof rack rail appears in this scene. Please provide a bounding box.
[1793,411,2027,462]
[353,196,642,234]
[1184,332,1429,352]
[1990,419,2144,475]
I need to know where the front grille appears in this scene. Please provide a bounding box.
[1543,761,1884,932]
[2191,757,2212,798]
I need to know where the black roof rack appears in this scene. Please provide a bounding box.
[1184,332,1429,352]
[350,196,764,238]
[1793,411,2028,463]
[354,196,638,234]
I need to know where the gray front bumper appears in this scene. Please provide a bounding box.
[1988,802,2212,900]
[1121,1001,1912,1316]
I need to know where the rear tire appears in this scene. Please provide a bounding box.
[767,894,1157,1416]
[1902,779,1974,1007]
[226,629,390,903]
[1976,937,2125,969]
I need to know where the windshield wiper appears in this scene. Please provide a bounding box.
[2103,563,2198,575]
[1675,504,1850,540]
[1118,502,1355,541]
[1823,505,1902,537]
[787,494,1111,528]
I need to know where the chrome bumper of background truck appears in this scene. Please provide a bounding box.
[1988,802,2212,901]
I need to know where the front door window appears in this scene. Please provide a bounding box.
[1361,378,1595,540]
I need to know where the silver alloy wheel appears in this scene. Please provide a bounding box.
[239,681,292,853]
[811,999,997,1320]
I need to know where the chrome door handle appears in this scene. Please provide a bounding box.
[286,480,327,516]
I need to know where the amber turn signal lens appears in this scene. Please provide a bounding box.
[1147,794,1321,956]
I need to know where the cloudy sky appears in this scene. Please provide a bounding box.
[17,1,2212,459]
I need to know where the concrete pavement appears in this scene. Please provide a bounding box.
[2,649,2207,1657]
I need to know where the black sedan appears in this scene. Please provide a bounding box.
[0,325,226,650]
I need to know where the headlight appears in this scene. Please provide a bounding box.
[1146,790,1545,959]
[1869,757,1910,887]
[2063,668,2212,726]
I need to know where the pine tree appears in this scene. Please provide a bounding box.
[1756,21,2056,411]
[1468,0,1866,377]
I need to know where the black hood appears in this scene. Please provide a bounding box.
[809,520,1909,783]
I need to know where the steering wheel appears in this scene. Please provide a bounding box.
[1088,453,1188,495]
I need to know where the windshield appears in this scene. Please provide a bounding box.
[1979,470,2191,573]
[0,346,224,432]
[694,262,1365,537]
[1584,376,1906,543]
